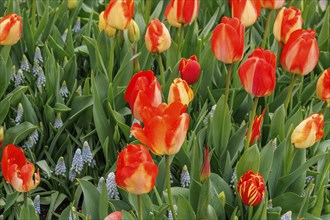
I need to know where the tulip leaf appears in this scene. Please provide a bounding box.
[4,192,19,213]
[21,94,38,125]
[0,53,11,99]
[19,198,39,220]
[4,122,38,145]
[69,96,93,120]
[210,173,234,205]
[0,97,10,125]
[99,182,108,220]
[199,7,220,39]
[236,145,260,179]
[259,140,275,182]
[78,179,100,220]
[177,195,196,220]
[54,102,71,112]
[269,105,286,141]
[318,6,329,50]
[128,194,153,220]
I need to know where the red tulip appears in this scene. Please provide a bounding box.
[131,102,190,155]
[104,211,122,220]
[1,144,40,192]
[168,78,194,105]
[104,0,134,30]
[231,0,261,27]
[237,170,265,206]
[211,16,245,64]
[291,114,324,149]
[179,55,201,84]
[124,71,162,121]
[145,19,171,53]
[247,107,267,144]
[200,146,210,182]
[280,29,319,76]
[115,144,159,194]
[164,0,200,28]
[238,48,276,97]
[316,68,330,106]
[260,0,285,9]
[0,13,22,46]
[273,7,302,43]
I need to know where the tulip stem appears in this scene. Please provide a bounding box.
[321,101,328,115]
[244,97,259,151]
[31,0,37,31]
[177,25,184,57]
[108,32,117,82]
[24,192,28,205]
[166,155,177,220]
[225,64,232,105]
[284,74,298,111]
[248,206,253,220]
[137,194,142,220]
[157,53,166,89]
[145,0,151,24]
[261,10,271,49]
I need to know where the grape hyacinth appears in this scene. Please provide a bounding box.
[33,195,41,214]
[180,165,190,188]
[24,130,39,148]
[168,205,178,220]
[82,141,96,167]
[54,113,63,129]
[203,104,216,125]
[69,169,76,182]
[36,67,46,87]
[97,177,105,193]
[10,65,16,81]
[76,86,82,96]
[34,47,43,63]
[55,157,67,177]
[71,148,83,174]
[32,61,39,75]
[59,81,69,99]
[15,103,24,125]
[106,172,120,200]
[21,54,30,72]
[62,29,68,42]
[14,69,25,87]
[73,17,81,33]
[280,211,292,220]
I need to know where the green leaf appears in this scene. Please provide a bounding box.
[4,122,38,145]
[54,102,71,112]
[19,198,39,220]
[197,179,210,219]
[21,95,38,125]
[99,182,109,219]
[269,105,286,141]
[236,145,260,179]
[259,140,275,182]
[36,160,52,178]
[78,179,100,220]
[4,192,19,213]
[177,195,196,220]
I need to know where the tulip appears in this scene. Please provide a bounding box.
[316,68,330,106]
[104,0,134,30]
[99,11,117,37]
[127,19,140,43]
[67,0,79,9]
[247,107,267,144]
[1,144,40,192]
[291,114,324,149]
[273,7,303,43]
[104,211,122,220]
[168,78,194,105]
[211,16,245,64]
[164,0,200,28]
[0,14,22,46]
[238,48,276,97]
[179,55,201,85]
[280,29,319,76]
[115,144,159,194]
[231,0,261,27]
[237,170,265,206]
[0,126,3,149]
[131,102,190,155]
[145,19,171,53]
[124,70,162,121]
[260,0,285,9]
[200,146,210,182]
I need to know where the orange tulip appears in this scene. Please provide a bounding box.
[115,144,158,195]
[247,107,267,144]
[104,0,134,30]
[164,0,200,28]
[316,68,330,106]
[145,19,171,53]
[168,78,194,105]
[124,70,162,121]
[273,7,302,43]
[179,55,201,85]
[231,0,261,27]
[1,144,40,192]
[0,14,22,46]
[211,16,245,64]
[237,170,265,206]
[238,48,276,97]
[280,29,319,76]
[99,11,116,37]
[260,0,285,9]
[131,102,190,155]
[104,211,122,220]
[291,114,324,149]
[200,146,210,182]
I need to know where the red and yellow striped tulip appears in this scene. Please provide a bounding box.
[145,19,171,53]
[115,144,158,194]
[316,68,330,106]
[168,78,194,105]
[0,14,22,46]
[231,0,261,27]
[104,0,134,30]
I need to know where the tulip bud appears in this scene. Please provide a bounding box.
[104,211,122,220]
[115,144,159,194]
[280,29,319,76]
[145,19,171,53]
[0,14,22,46]
[200,146,210,182]
[127,19,140,43]
[231,0,261,27]
[67,0,79,9]
[237,170,265,206]
[164,0,200,28]
[0,126,3,149]
[104,0,134,30]
[168,78,194,105]
[218,192,226,207]
[99,11,117,37]
[113,124,120,144]
[291,114,324,149]
[179,55,201,85]
[238,48,276,97]
[273,7,303,43]
[247,107,267,144]
[316,68,330,107]
[211,16,245,64]
[260,0,285,9]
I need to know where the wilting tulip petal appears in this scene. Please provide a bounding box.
[316,68,330,106]
[0,13,22,46]
[145,19,171,53]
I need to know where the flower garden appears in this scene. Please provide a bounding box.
[0,0,329,219]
